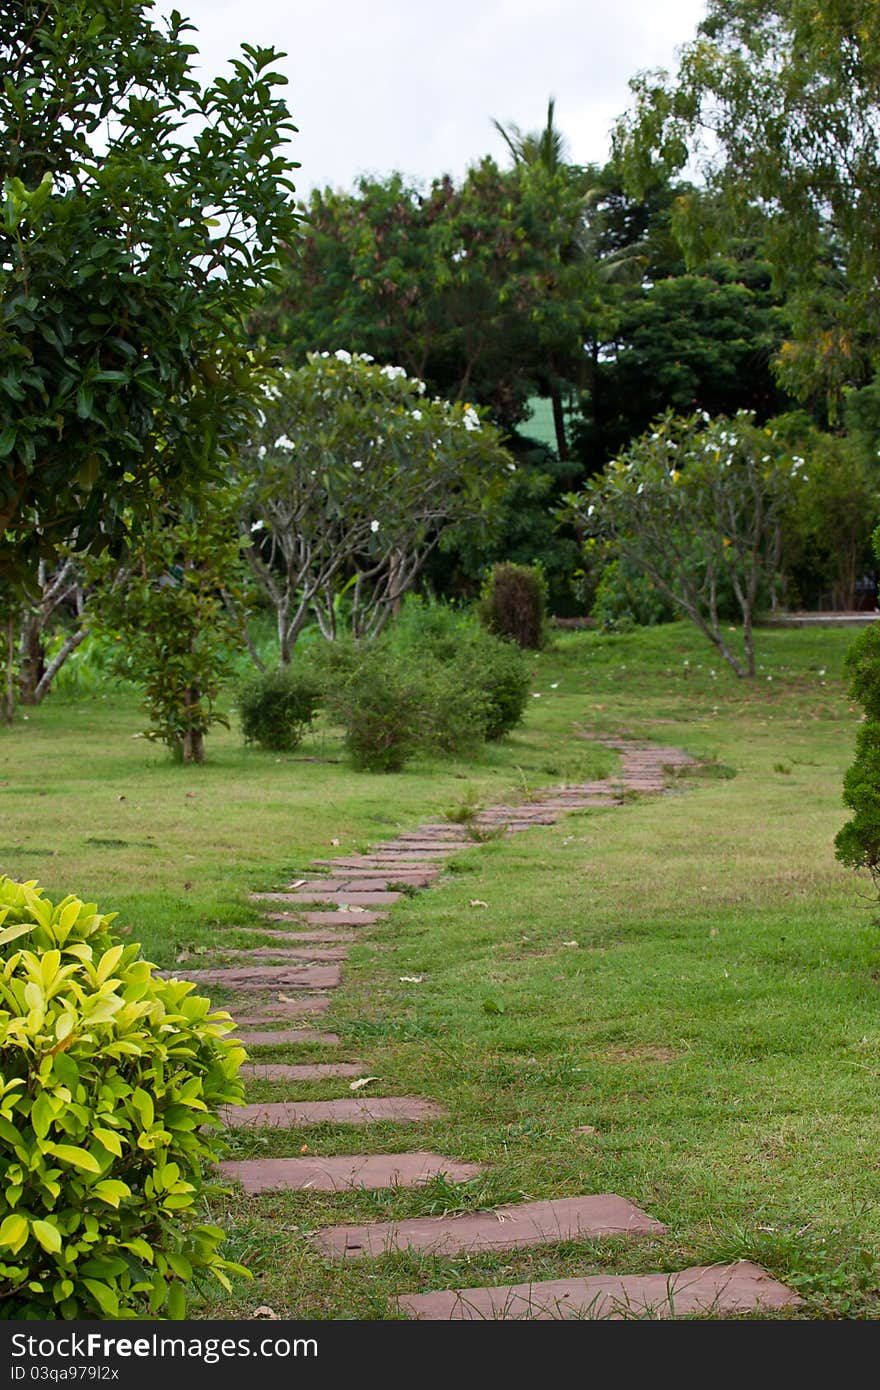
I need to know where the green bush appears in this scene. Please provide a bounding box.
[238,667,321,751]
[388,598,531,742]
[324,647,423,771]
[591,558,675,632]
[478,562,547,650]
[0,877,246,1319]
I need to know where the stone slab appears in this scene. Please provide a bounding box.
[223,1096,445,1129]
[270,890,402,907]
[242,1062,365,1081]
[313,1194,664,1260]
[227,998,332,1022]
[216,946,349,961]
[398,1261,801,1321]
[218,925,356,943]
[312,860,439,873]
[219,1152,484,1194]
[234,1029,339,1047]
[180,964,341,989]
[267,910,385,926]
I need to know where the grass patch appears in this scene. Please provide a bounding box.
[2,620,877,1318]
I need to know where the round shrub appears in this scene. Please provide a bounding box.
[456,636,531,741]
[591,557,675,632]
[0,877,246,1320]
[478,561,547,650]
[324,648,423,771]
[239,667,321,751]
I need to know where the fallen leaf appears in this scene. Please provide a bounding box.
[562,940,579,948]
[299,1143,309,1154]
[349,1076,380,1091]
[185,792,195,799]
[252,1306,279,1320]
[399,975,424,984]
[276,993,299,1004]
[183,881,193,891]
[290,879,306,888]
[469,899,488,909]
[117,795,126,802]
[574,1125,597,1136]
[175,952,190,964]
[330,838,340,846]
[483,998,505,1015]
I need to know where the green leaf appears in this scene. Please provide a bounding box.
[45,1143,101,1173]
[166,1279,186,1320]
[0,1214,28,1253]
[92,1126,123,1158]
[31,1219,63,1254]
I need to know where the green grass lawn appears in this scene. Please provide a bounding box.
[3,620,878,1318]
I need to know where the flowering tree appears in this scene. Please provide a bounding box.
[238,352,513,661]
[564,411,805,677]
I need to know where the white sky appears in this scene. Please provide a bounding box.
[156,0,707,199]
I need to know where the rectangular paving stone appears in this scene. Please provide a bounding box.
[313,1194,664,1260]
[215,945,349,961]
[217,925,356,943]
[219,1152,484,1194]
[234,1029,339,1047]
[312,860,439,873]
[398,1261,801,1320]
[267,910,385,926]
[227,997,332,1022]
[242,1062,365,1081]
[180,964,342,989]
[223,1096,445,1129]
[273,890,402,907]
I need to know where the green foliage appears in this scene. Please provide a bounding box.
[323,646,423,773]
[591,557,675,632]
[239,351,512,660]
[0,876,246,1319]
[835,606,880,878]
[0,1,299,579]
[390,599,531,741]
[614,0,880,413]
[478,562,547,650]
[90,491,248,763]
[564,410,804,677]
[238,667,321,751]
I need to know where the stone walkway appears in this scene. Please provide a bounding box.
[191,738,800,1320]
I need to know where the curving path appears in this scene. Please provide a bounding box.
[195,738,799,1320]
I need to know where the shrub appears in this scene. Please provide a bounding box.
[324,648,423,771]
[478,562,547,650]
[0,877,246,1320]
[591,558,676,632]
[388,598,531,742]
[239,667,321,751]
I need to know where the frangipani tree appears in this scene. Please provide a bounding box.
[564,411,805,677]
[239,351,513,660]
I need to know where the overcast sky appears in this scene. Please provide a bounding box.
[157,0,707,199]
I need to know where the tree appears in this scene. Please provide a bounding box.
[835,527,880,898]
[0,1,299,579]
[563,411,804,676]
[238,352,513,660]
[251,159,603,439]
[614,0,880,412]
[90,489,249,763]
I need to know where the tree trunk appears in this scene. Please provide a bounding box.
[181,685,205,763]
[550,388,569,461]
[4,613,14,724]
[18,611,46,705]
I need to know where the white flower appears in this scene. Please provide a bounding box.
[416,379,426,395]
[334,349,352,363]
[370,519,380,533]
[257,444,266,459]
[250,519,265,533]
[586,504,595,517]
[352,460,363,470]
[274,435,294,450]
[411,409,422,421]
[462,405,481,432]
[507,462,516,472]
[380,364,407,380]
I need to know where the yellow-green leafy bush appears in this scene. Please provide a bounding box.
[0,877,246,1319]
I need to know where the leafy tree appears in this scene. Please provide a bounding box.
[238,352,512,660]
[251,159,603,440]
[614,0,880,412]
[90,490,248,763]
[835,527,880,896]
[0,1,299,578]
[563,411,804,676]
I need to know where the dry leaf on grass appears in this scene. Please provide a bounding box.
[349,1076,380,1091]
[399,975,424,984]
[469,899,488,909]
[252,1306,279,1320]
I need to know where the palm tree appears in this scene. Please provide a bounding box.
[492,97,569,174]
